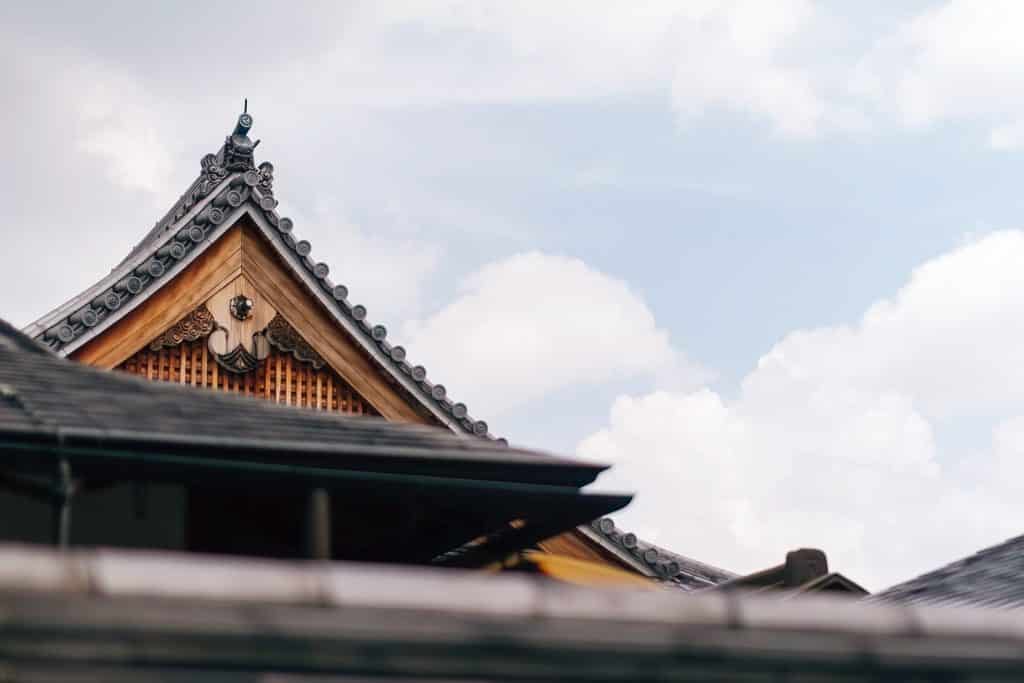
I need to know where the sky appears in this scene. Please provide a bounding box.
[4,0,1024,590]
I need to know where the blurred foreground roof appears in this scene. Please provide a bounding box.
[2,543,1024,681]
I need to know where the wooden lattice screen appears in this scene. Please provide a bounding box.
[117,338,378,416]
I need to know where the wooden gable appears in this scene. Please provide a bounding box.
[72,217,437,425]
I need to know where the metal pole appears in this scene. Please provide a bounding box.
[307,488,331,560]
[52,459,72,549]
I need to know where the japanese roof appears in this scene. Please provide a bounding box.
[22,111,492,439]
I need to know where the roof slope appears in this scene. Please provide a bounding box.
[23,111,492,439]
[0,318,614,488]
[587,518,736,589]
[873,533,1024,610]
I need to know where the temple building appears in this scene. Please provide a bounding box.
[6,108,642,575]
[5,108,868,593]
[6,108,1024,680]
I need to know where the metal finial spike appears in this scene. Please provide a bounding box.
[244,98,248,114]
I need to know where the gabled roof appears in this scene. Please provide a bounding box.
[587,518,736,589]
[873,533,1024,609]
[23,111,493,439]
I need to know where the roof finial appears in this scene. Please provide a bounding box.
[224,103,256,171]
[234,106,253,137]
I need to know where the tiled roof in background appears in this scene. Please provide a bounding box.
[873,533,1024,610]
[588,518,736,589]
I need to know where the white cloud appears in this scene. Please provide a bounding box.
[852,1,1024,141]
[669,0,837,137]
[294,1,1024,142]
[1,33,180,198]
[58,60,175,195]
[273,0,858,138]
[989,121,1024,150]
[582,231,1024,590]
[404,252,707,416]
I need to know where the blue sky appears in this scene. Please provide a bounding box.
[5,1,1024,589]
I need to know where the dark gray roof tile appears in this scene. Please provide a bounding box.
[873,533,1024,609]
[588,517,736,590]
[0,318,612,490]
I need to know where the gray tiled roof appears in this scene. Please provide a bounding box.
[0,318,615,489]
[873,533,1024,609]
[23,112,495,440]
[588,518,735,589]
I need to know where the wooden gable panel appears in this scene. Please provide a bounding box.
[117,337,378,416]
[72,218,434,425]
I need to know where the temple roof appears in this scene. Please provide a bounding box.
[873,533,1024,610]
[15,107,700,574]
[23,110,493,439]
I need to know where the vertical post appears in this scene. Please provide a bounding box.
[52,459,72,549]
[307,488,331,560]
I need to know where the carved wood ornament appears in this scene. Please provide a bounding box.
[147,303,328,376]
[265,315,325,369]
[127,298,378,416]
[148,305,217,351]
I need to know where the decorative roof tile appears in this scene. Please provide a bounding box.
[588,518,736,590]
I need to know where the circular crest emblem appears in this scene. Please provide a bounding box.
[229,295,254,321]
